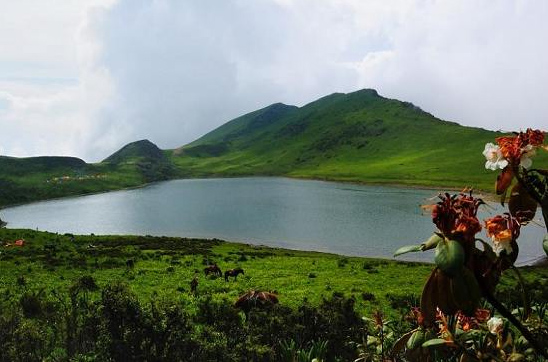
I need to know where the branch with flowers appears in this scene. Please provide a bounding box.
[392,129,548,361]
[484,128,548,232]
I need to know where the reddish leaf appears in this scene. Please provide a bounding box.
[496,167,514,195]
[421,268,459,325]
[508,183,537,223]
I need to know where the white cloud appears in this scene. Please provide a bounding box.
[1,0,547,161]
[351,0,548,131]
[0,0,117,161]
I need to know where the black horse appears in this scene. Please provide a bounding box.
[204,264,222,277]
[224,267,244,282]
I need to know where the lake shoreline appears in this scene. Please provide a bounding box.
[0,174,496,210]
[2,226,546,268]
[2,176,543,266]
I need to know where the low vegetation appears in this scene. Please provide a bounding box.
[1,228,546,361]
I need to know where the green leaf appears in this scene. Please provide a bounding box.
[394,234,442,257]
[391,329,417,354]
[543,234,548,257]
[406,329,426,350]
[394,244,422,257]
[434,239,465,276]
[422,338,450,348]
[457,330,483,342]
[421,234,442,251]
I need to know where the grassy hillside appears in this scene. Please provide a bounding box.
[172,89,548,190]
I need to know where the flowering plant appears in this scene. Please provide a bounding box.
[392,129,548,361]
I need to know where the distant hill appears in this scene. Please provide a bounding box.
[0,156,87,175]
[103,139,167,164]
[0,141,175,207]
[0,156,91,206]
[172,89,543,190]
[103,139,177,183]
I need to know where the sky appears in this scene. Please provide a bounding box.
[1,0,547,162]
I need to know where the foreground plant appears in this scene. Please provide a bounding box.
[354,310,399,362]
[394,128,548,360]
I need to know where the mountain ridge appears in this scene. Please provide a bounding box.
[169,88,528,190]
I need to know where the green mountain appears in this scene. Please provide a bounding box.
[1,88,545,207]
[103,139,167,164]
[172,89,539,190]
[103,139,177,183]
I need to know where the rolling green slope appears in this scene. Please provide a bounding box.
[172,89,547,190]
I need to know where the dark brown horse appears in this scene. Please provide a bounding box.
[224,267,244,282]
[190,276,198,295]
[234,290,279,314]
[204,264,222,277]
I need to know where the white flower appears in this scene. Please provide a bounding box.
[519,144,536,169]
[491,236,513,256]
[483,143,508,170]
[487,317,504,334]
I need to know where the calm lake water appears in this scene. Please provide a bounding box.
[2,177,546,264]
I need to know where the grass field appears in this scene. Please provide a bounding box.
[0,228,434,318]
[2,228,548,360]
[2,227,546,317]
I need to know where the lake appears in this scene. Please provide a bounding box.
[2,177,546,264]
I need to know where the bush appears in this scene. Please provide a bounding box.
[0,282,369,361]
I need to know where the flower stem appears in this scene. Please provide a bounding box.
[510,265,531,320]
[478,278,548,358]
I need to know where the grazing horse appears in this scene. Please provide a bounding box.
[190,276,198,295]
[224,267,244,282]
[234,290,279,314]
[204,264,222,277]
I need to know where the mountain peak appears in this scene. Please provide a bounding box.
[350,88,380,98]
[103,139,166,164]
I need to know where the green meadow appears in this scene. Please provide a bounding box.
[0,228,434,317]
[2,227,547,320]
